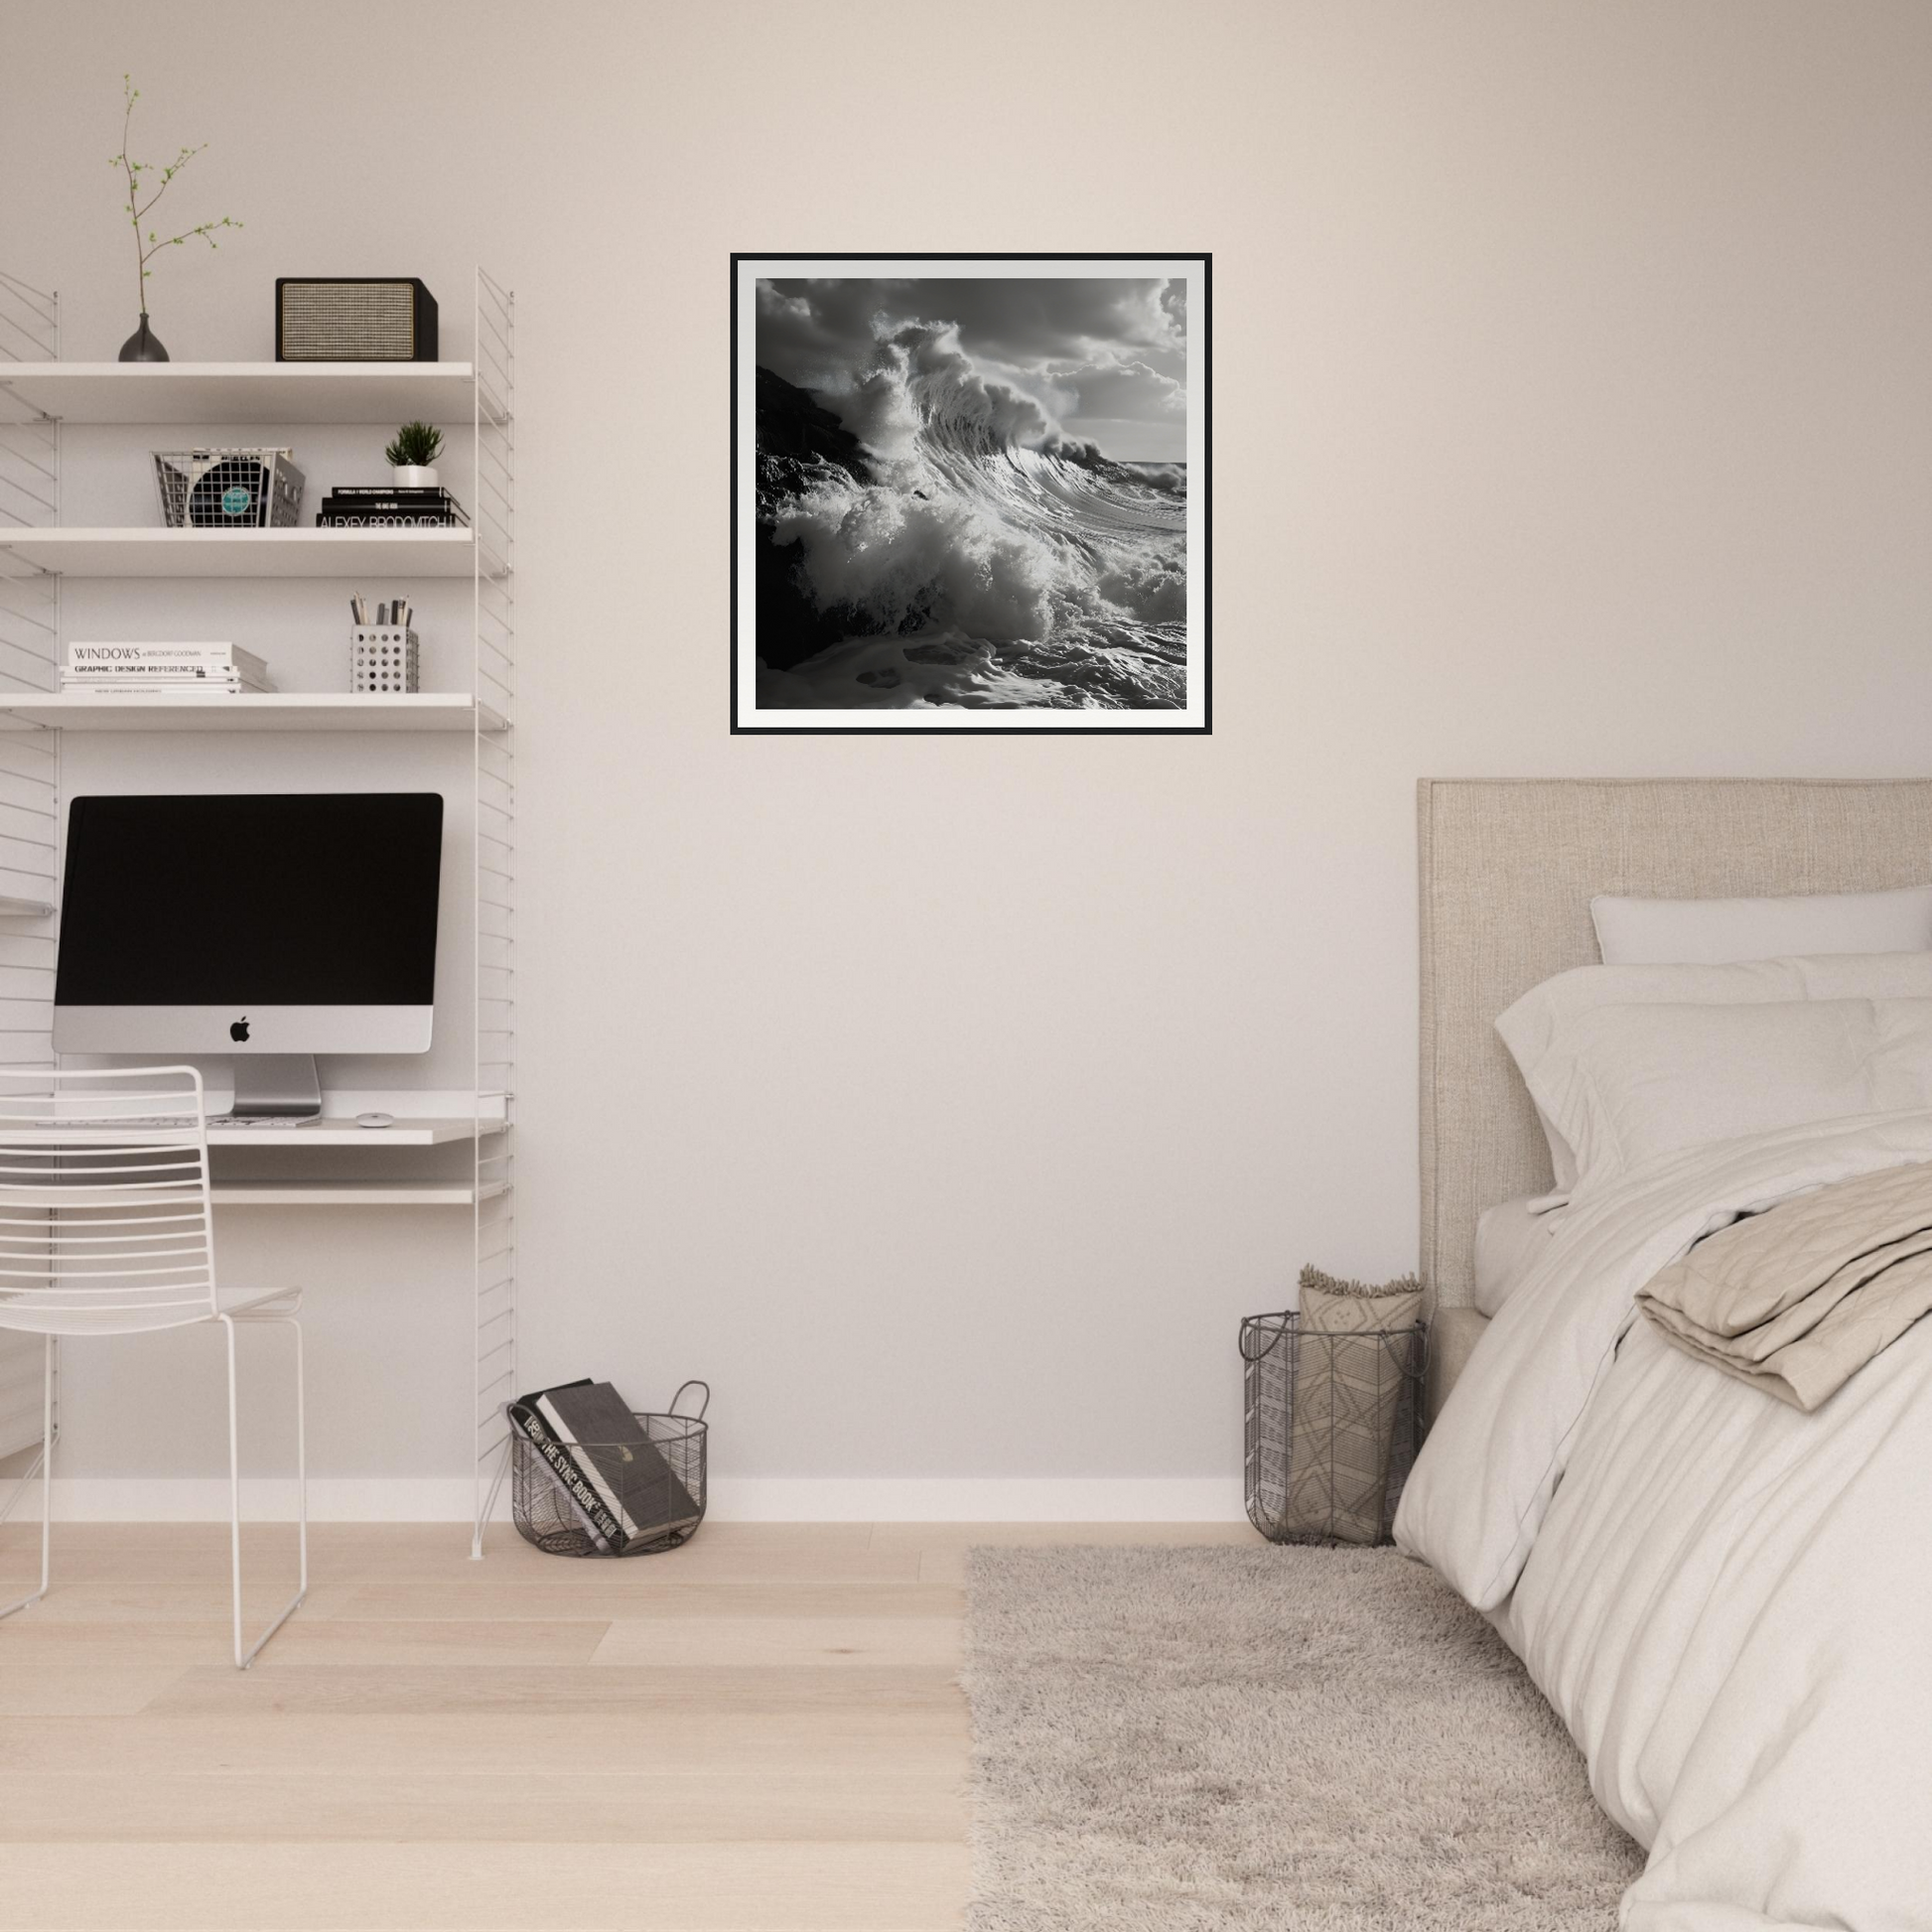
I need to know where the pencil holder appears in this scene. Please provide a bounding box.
[350,626,419,694]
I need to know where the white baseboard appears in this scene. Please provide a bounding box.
[13,1475,1247,1525]
[707,1478,1247,1522]
[28,1478,498,1523]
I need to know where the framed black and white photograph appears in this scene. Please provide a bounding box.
[732,254,1209,733]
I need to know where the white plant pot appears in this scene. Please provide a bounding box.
[392,465,439,488]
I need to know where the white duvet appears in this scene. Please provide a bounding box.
[1396,1111,1932,1931]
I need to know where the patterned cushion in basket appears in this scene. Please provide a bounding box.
[1281,1266,1424,1545]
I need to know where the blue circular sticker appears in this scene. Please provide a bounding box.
[220,484,252,516]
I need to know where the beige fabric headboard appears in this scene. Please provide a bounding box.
[1418,777,1932,1311]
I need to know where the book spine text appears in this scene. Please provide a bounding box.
[510,1406,621,1549]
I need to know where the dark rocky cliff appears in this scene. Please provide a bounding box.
[752,368,884,672]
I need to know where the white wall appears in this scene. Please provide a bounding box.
[5,1,1931,1516]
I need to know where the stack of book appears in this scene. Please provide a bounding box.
[508,1379,704,1555]
[64,642,273,695]
[316,484,469,529]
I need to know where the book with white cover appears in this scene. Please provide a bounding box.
[61,682,267,696]
[63,678,269,694]
[64,666,269,681]
[65,667,269,681]
[69,640,255,657]
[69,641,270,683]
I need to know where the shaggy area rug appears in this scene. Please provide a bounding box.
[962,1545,1643,1930]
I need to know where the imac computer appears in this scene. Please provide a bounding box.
[53,792,445,1120]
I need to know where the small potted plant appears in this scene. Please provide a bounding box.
[384,421,444,488]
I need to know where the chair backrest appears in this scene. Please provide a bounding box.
[0,1065,217,1336]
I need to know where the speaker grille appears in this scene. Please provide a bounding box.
[279,282,418,360]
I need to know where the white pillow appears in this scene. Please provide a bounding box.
[1591,885,1932,966]
[1515,997,1932,1203]
[1496,952,1932,1194]
[1473,1195,1559,1316]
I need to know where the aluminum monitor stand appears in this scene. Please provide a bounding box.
[228,1054,323,1121]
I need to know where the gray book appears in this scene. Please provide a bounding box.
[506,1390,613,1552]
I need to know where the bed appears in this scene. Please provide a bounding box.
[1398,777,1932,1932]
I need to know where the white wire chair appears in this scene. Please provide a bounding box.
[0,1065,306,1668]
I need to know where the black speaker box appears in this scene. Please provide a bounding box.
[275,278,439,361]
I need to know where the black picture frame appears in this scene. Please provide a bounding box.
[732,253,1211,735]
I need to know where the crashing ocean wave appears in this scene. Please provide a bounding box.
[755,320,1187,711]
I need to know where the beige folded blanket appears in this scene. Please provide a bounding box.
[1638,1159,1932,1410]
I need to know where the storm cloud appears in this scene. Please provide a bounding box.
[756,274,1187,463]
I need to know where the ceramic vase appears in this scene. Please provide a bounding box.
[117,314,169,362]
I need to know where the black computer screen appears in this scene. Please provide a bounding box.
[56,793,444,1007]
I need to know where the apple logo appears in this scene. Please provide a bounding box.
[230,1017,250,1043]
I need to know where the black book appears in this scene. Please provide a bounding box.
[320,500,468,518]
[320,490,467,508]
[323,502,466,517]
[327,484,462,500]
[534,1381,702,1552]
[321,486,467,517]
[317,510,469,527]
[507,1381,620,1550]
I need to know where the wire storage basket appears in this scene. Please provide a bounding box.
[153,448,306,528]
[1241,1311,1425,1547]
[510,1381,708,1558]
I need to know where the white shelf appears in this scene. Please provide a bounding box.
[205,1117,482,1148]
[0,361,483,426]
[210,1179,506,1207]
[0,526,482,579]
[0,692,504,733]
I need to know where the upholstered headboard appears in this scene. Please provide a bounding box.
[1418,777,1932,1311]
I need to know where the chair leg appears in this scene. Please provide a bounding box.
[220,1312,308,1670]
[0,1335,54,1622]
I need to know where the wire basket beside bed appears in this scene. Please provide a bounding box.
[1241,1311,1425,1547]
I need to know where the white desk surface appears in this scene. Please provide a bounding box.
[207,1116,492,1148]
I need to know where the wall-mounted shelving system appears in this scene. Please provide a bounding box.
[0,268,518,1552]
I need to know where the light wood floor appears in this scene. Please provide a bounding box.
[0,1519,1253,1931]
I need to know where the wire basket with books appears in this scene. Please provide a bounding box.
[507,1379,708,1557]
